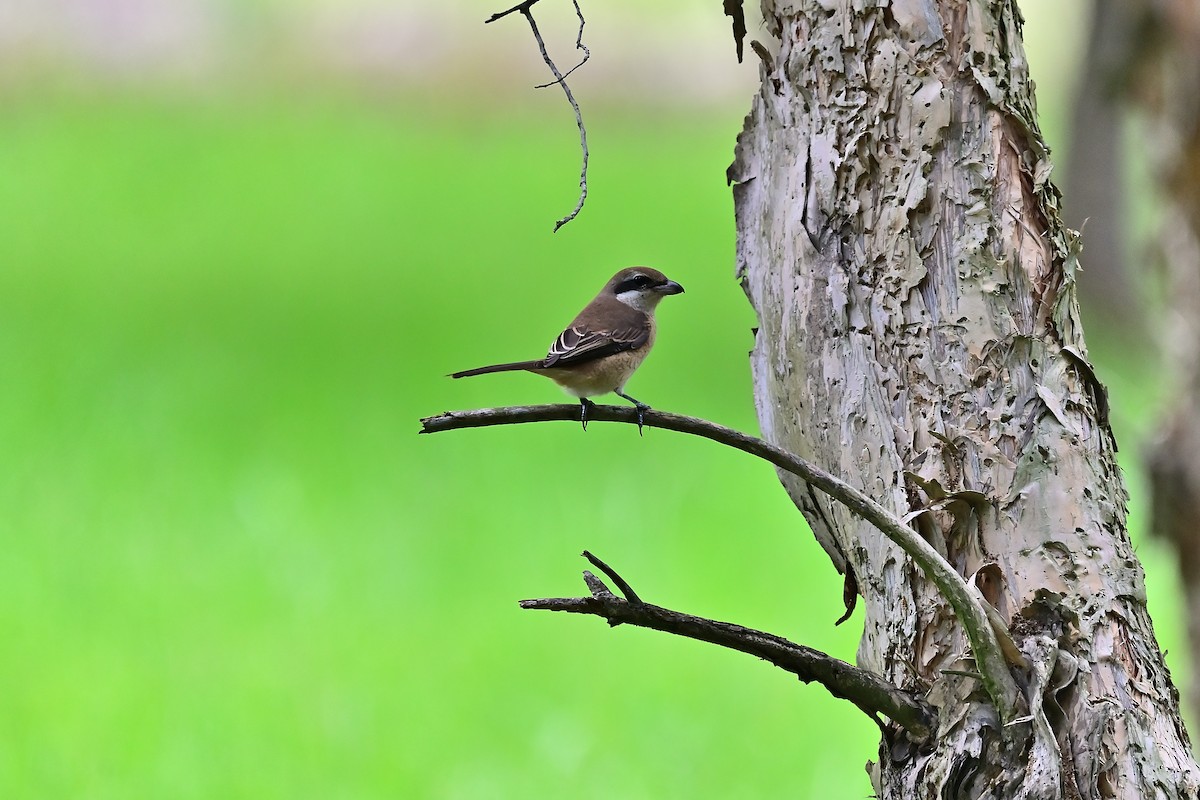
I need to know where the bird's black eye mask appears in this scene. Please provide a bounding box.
[615,275,653,293]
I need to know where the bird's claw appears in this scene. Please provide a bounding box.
[579,398,595,431]
[634,402,649,436]
[615,391,651,436]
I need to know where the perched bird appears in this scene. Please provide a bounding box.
[451,267,684,432]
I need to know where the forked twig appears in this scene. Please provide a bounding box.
[522,553,935,739]
[535,0,590,89]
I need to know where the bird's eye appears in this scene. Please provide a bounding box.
[617,274,652,293]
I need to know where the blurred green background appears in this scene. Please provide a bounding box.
[0,1,1184,798]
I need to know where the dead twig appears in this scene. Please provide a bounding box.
[582,549,641,603]
[486,0,589,232]
[522,553,935,739]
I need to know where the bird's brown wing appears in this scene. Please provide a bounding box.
[542,323,649,367]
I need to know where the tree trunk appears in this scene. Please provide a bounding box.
[729,1,1199,796]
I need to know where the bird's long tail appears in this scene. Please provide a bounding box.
[450,360,544,379]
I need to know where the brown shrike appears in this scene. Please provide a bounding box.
[451,267,684,432]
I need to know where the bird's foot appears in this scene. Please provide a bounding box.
[615,391,649,436]
[579,398,596,431]
[633,402,649,436]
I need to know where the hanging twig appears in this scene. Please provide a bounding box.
[486,0,589,232]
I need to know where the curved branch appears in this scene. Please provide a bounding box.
[420,403,1021,718]
[523,554,934,739]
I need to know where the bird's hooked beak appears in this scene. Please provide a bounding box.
[654,280,685,295]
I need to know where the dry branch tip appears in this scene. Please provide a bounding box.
[520,556,935,739]
[582,550,642,603]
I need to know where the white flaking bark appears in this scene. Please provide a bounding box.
[730,1,1200,796]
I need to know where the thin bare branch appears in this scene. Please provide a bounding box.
[420,403,1021,719]
[522,555,935,739]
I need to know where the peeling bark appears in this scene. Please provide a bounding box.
[730,1,1199,796]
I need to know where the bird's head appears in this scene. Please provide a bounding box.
[605,267,685,312]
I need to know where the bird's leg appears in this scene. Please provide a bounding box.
[579,398,596,431]
[615,391,650,436]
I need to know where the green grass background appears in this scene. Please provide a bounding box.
[0,27,1187,800]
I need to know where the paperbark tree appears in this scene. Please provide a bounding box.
[729,0,1200,796]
